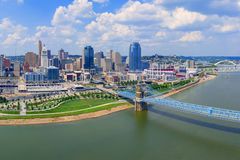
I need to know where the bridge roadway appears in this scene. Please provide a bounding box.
[117,91,240,123]
[215,60,240,73]
[217,66,240,73]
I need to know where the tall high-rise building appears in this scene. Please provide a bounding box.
[186,60,195,68]
[108,50,113,59]
[24,52,38,68]
[58,49,68,60]
[112,51,122,71]
[129,42,142,71]
[101,58,112,72]
[94,51,104,67]
[74,58,82,71]
[41,45,49,68]
[82,46,94,71]
[38,40,43,66]
[13,61,20,77]
[65,63,74,71]
[3,58,11,69]
[47,66,59,82]
[23,63,30,72]
[49,57,60,68]
[0,55,3,77]
[47,50,52,59]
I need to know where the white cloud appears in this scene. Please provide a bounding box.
[155,31,166,37]
[210,16,240,33]
[213,24,240,33]
[85,1,207,47]
[162,7,207,29]
[2,0,240,56]
[92,0,108,3]
[210,0,240,9]
[0,18,13,31]
[179,31,204,42]
[101,24,135,41]
[0,18,28,45]
[86,2,207,32]
[30,0,96,51]
[51,0,95,26]
[153,0,163,4]
[64,38,73,44]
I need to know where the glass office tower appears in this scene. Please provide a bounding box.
[82,46,94,70]
[129,42,142,71]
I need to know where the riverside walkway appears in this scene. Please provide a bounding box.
[117,91,240,123]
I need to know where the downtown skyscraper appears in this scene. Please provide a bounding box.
[38,40,43,66]
[82,46,94,71]
[129,42,142,71]
[41,45,49,68]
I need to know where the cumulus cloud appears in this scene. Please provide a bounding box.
[2,0,240,55]
[179,31,204,42]
[51,0,95,26]
[92,0,108,3]
[34,0,240,55]
[84,0,207,47]
[210,16,240,33]
[155,31,166,37]
[29,0,96,51]
[162,7,206,29]
[213,24,240,33]
[101,24,135,41]
[0,18,28,45]
[210,0,240,9]
[153,0,163,4]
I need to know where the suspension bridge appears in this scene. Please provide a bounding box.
[117,84,240,123]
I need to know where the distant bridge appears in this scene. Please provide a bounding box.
[117,90,240,123]
[215,60,240,73]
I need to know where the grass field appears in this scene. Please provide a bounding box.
[0,102,131,120]
[0,98,132,120]
[28,99,115,114]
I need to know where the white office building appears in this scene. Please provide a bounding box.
[41,45,49,68]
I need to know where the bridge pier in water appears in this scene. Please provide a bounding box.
[135,83,147,111]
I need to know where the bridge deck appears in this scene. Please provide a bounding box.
[117,91,240,123]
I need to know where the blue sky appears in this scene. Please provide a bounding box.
[0,0,240,56]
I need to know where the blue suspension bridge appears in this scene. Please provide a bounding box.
[117,87,240,123]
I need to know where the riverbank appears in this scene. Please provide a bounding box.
[0,104,132,126]
[159,75,216,98]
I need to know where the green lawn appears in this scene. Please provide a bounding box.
[0,102,131,120]
[28,99,116,114]
[0,110,19,114]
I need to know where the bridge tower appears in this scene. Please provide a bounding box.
[135,83,147,111]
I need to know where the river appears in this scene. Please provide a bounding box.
[0,73,240,160]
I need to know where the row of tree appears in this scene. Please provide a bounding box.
[151,79,193,91]
[0,96,8,104]
[79,92,119,100]
[117,80,138,86]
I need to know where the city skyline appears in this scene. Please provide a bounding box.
[0,0,240,56]
[0,1,240,159]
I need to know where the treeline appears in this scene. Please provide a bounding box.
[151,79,192,91]
[0,96,8,104]
[79,92,119,100]
[117,80,138,86]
